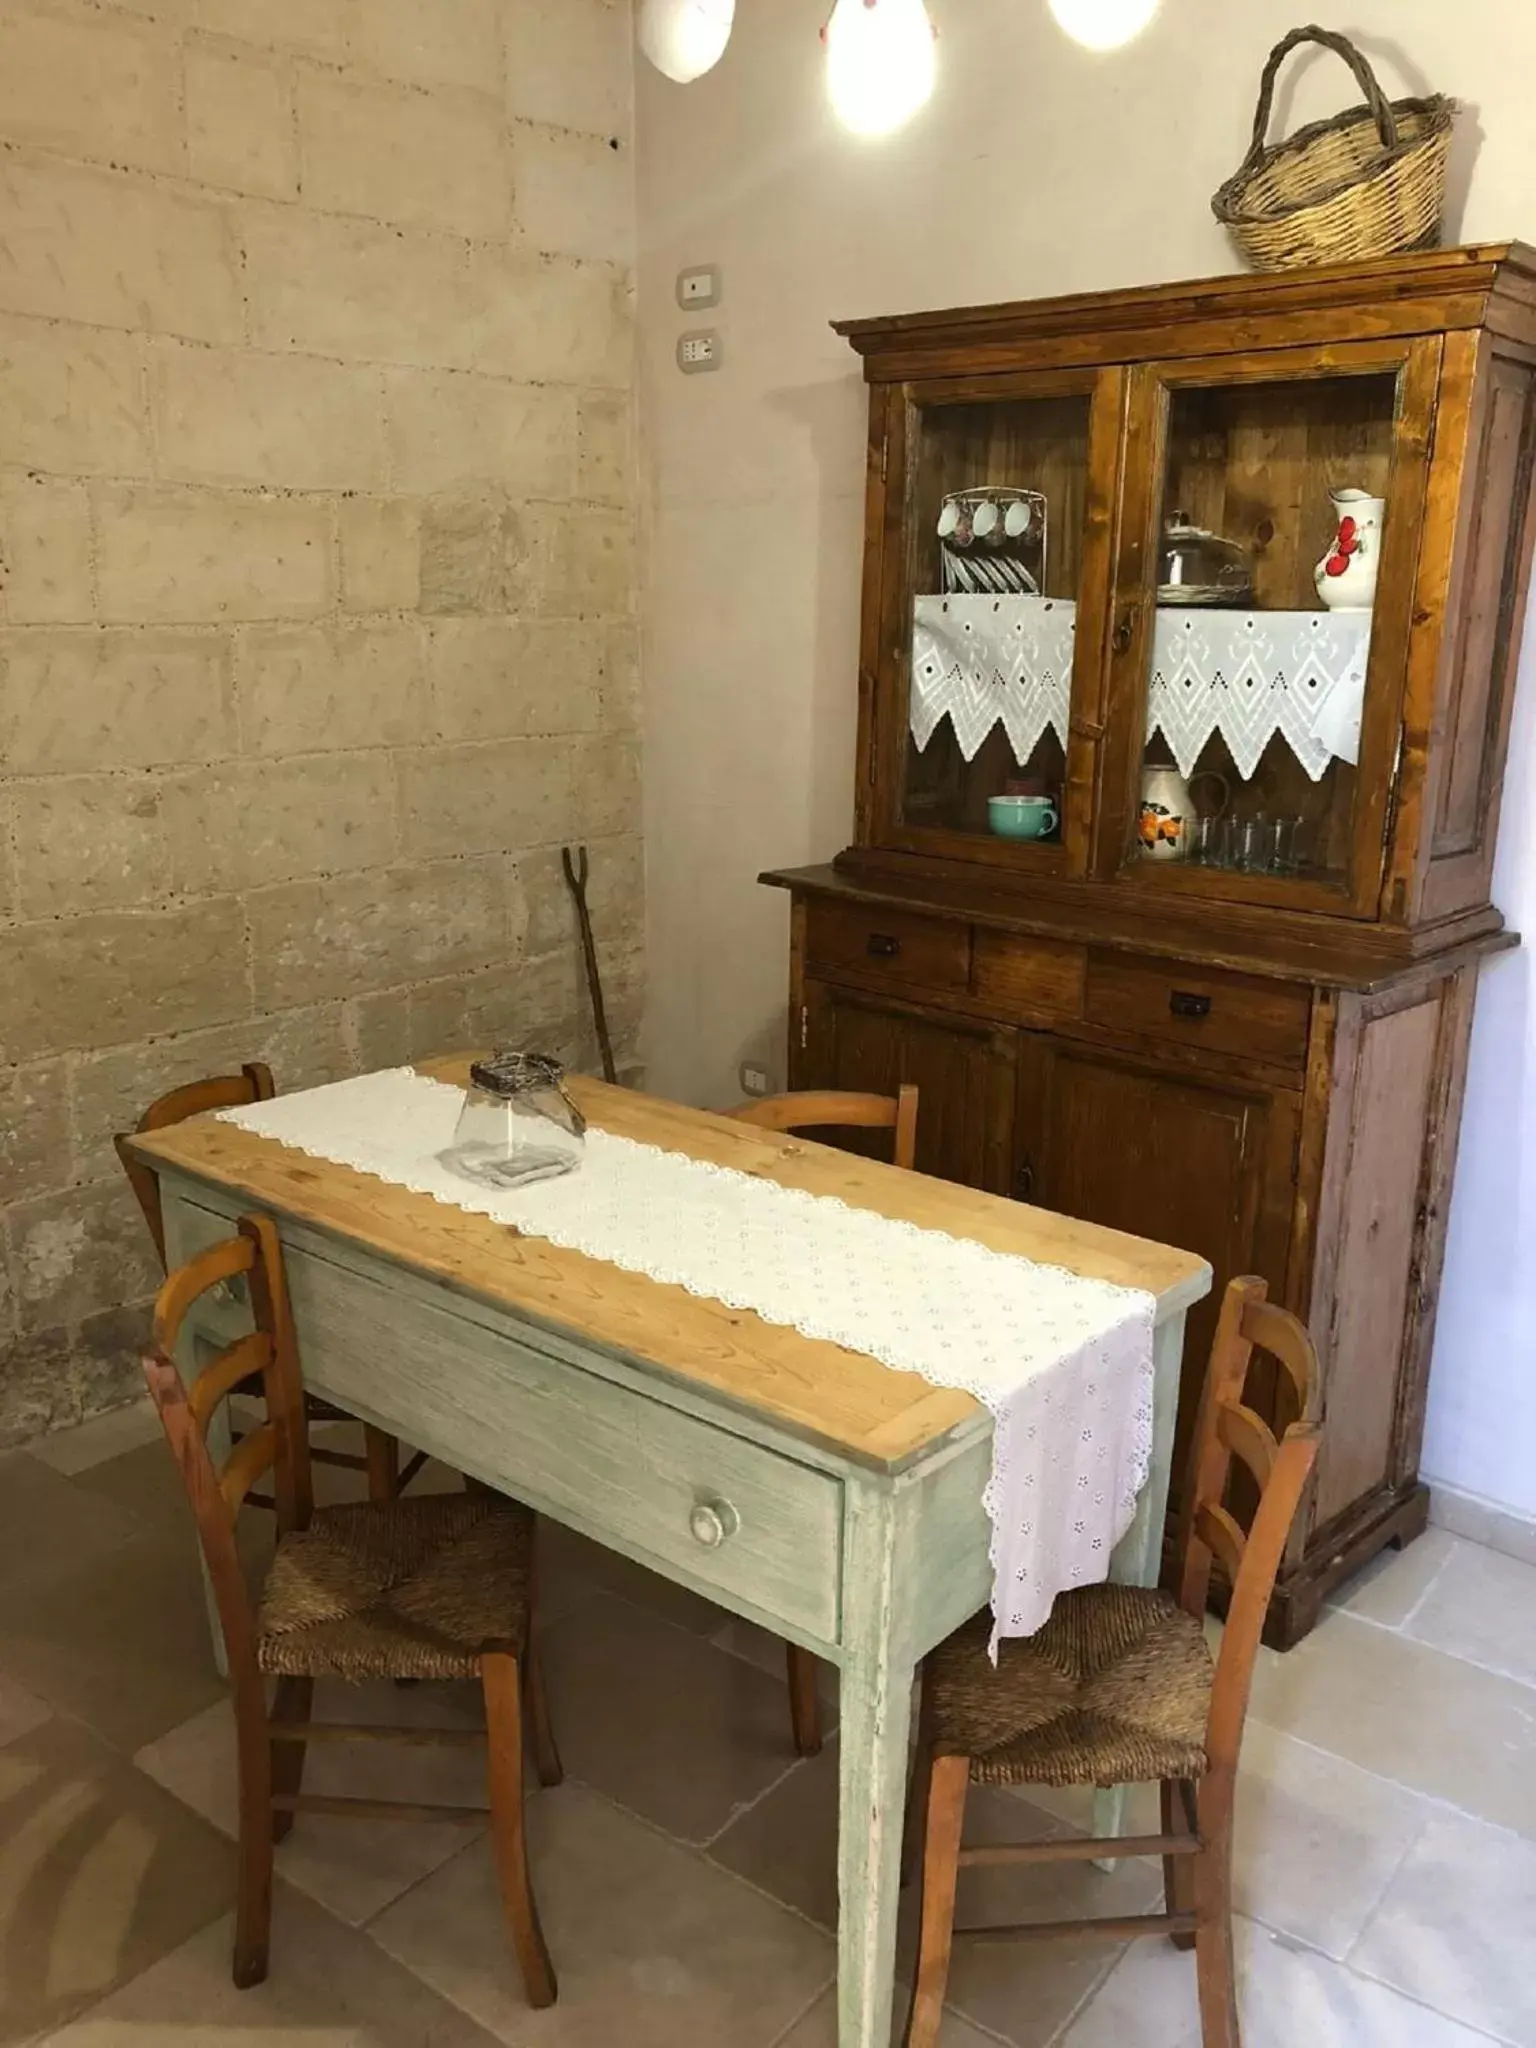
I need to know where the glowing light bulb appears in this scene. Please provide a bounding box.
[825,0,937,139]
[1047,0,1160,51]
[637,0,735,83]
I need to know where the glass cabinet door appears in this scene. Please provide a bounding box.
[878,370,1121,869]
[1103,340,1438,911]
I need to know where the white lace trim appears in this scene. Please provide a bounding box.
[911,594,1371,780]
[221,1070,1157,1649]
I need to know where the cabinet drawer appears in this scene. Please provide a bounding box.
[806,899,970,992]
[187,1208,847,1646]
[1085,953,1311,1069]
[972,929,1086,1021]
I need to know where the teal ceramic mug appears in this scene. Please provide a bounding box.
[988,794,1058,841]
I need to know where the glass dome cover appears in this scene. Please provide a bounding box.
[439,1051,587,1190]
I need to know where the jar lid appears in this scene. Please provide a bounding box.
[469,1051,569,1098]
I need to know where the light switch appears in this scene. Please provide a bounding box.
[677,264,721,309]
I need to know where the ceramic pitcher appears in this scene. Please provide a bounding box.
[1315,488,1385,611]
[1138,764,1194,862]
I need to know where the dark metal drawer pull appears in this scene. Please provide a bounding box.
[866,933,901,959]
[1169,990,1212,1020]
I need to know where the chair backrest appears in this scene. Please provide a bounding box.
[141,1214,311,1691]
[730,1085,920,1171]
[114,1063,276,1269]
[1178,1275,1321,1788]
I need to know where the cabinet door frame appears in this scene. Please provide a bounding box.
[795,976,1019,1197]
[861,363,1129,881]
[1093,334,1444,919]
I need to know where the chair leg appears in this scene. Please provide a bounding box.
[524,1626,564,1790]
[1192,1814,1241,2048]
[482,1650,557,2010]
[902,1682,936,1889]
[232,1697,275,1990]
[901,1752,968,2048]
[786,1644,822,1758]
[270,1676,313,1846]
[1162,1779,1197,1951]
[363,1426,399,1505]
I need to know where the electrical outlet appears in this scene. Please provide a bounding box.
[739,1062,769,1097]
[677,329,721,374]
[677,264,721,309]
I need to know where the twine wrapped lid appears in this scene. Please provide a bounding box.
[468,1052,587,1133]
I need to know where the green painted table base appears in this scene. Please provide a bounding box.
[162,1175,1201,2048]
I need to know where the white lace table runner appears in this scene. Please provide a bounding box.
[911,594,1371,779]
[221,1070,1157,1649]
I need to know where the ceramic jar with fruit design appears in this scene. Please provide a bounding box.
[1315,488,1385,611]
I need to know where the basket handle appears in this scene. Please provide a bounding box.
[1240,24,1400,174]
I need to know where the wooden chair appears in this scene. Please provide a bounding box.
[900,1275,1321,2048]
[115,1065,422,1507]
[142,1214,562,2003]
[729,1084,921,1759]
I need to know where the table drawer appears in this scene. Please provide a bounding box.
[270,1231,846,1645]
[1085,952,1311,1069]
[806,898,971,993]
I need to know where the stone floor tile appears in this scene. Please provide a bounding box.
[1351,1811,1536,2044]
[1062,1917,1497,2048]
[135,1683,492,1927]
[1398,1537,1536,1686]
[0,1456,147,1599]
[1330,1529,1458,1629]
[0,1527,228,1754]
[30,1399,161,1477]
[1233,1723,1433,1958]
[0,1714,236,2043]
[537,1590,803,1844]
[37,1882,506,2045]
[0,1671,52,1749]
[370,1782,834,2046]
[1247,1605,1536,1837]
[775,1985,1003,2045]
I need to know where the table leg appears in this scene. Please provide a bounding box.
[1095,1309,1189,1848]
[838,1487,916,2048]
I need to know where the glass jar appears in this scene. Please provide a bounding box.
[439,1052,586,1190]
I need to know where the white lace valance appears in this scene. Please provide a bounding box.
[222,1070,1157,1650]
[911,595,1372,781]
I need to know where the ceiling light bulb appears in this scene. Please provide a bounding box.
[637,0,735,83]
[825,0,937,139]
[1047,0,1160,51]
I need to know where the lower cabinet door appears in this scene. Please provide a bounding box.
[796,978,1017,1194]
[1018,1034,1301,1503]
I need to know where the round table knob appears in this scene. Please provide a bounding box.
[689,1498,740,1549]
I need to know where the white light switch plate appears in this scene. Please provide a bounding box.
[677,264,721,309]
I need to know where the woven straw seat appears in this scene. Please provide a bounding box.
[928,1585,1212,1790]
[258,1494,533,1683]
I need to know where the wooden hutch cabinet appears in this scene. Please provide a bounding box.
[764,245,1536,1646]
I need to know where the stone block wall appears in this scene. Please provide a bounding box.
[0,0,642,1444]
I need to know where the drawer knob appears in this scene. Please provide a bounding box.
[689,1498,740,1549]
[866,932,901,959]
[1169,990,1212,1020]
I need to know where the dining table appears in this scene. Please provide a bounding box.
[129,1056,1211,2048]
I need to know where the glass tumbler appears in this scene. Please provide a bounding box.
[439,1052,586,1190]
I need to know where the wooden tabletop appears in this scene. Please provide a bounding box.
[129,1057,1210,1469]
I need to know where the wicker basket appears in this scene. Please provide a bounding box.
[1212,26,1454,272]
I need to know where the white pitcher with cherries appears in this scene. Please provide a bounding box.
[1315,488,1385,611]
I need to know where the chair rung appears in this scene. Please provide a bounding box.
[957,1910,1200,1946]
[270,1721,484,1747]
[959,1831,1200,1869]
[272,1792,487,1824]
[310,1446,369,1472]
[397,1449,430,1490]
